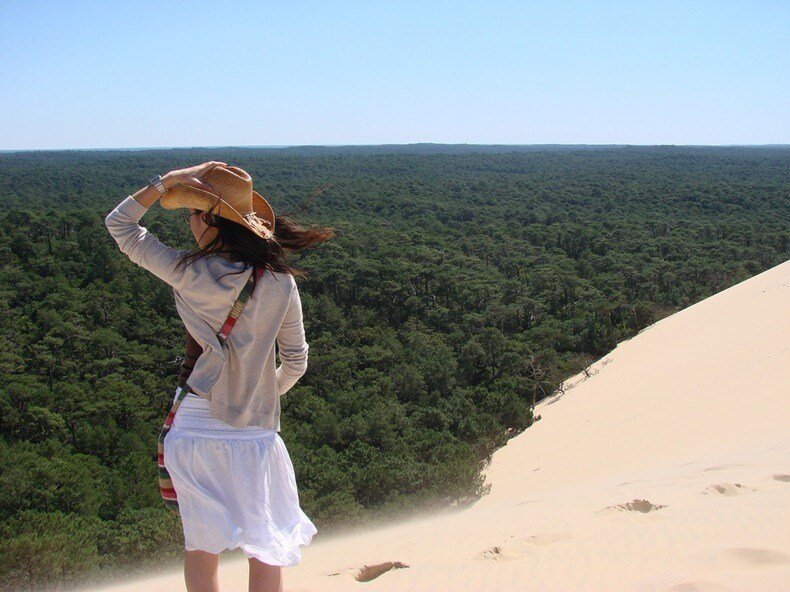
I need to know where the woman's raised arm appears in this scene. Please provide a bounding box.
[104,161,227,287]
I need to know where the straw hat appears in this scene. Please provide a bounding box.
[159,165,275,240]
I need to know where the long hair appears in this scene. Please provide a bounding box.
[174,184,335,280]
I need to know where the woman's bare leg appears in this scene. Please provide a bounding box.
[184,549,220,592]
[248,557,283,592]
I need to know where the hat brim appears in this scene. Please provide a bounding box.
[159,184,275,240]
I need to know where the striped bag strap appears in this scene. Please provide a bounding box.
[157,386,188,513]
[158,264,265,515]
[216,265,266,345]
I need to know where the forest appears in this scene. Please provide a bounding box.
[0,145,787,590]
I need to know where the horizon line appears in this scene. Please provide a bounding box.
[2,142,789,154]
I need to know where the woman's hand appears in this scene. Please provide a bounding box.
[163,161,228,192]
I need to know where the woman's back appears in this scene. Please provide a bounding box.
[105,194,309,430]
[174,260,309,431]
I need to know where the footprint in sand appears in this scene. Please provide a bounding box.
[701,482,757,496]
[476,531,573,562]
[474,545,522,562]
[716,547,790,570]
[349,561,410,582]
[599,498,667,513]
[771,473,790,482]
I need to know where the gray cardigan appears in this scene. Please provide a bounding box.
[104,195,309,430]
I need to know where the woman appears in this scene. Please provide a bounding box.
[104,161,334,592]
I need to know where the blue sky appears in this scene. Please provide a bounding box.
[0,0,787,150]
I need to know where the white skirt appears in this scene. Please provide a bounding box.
[163,386,318,566]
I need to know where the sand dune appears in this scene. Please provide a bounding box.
[94,260,790,591]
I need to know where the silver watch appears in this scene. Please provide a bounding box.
[148,174,166,196]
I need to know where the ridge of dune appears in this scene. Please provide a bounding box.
[94,260,790,592]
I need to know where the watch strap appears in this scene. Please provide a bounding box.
[149,174,166,196]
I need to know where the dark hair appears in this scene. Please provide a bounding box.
[175,196,335,280]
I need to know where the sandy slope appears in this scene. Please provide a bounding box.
[94,259,790,592]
